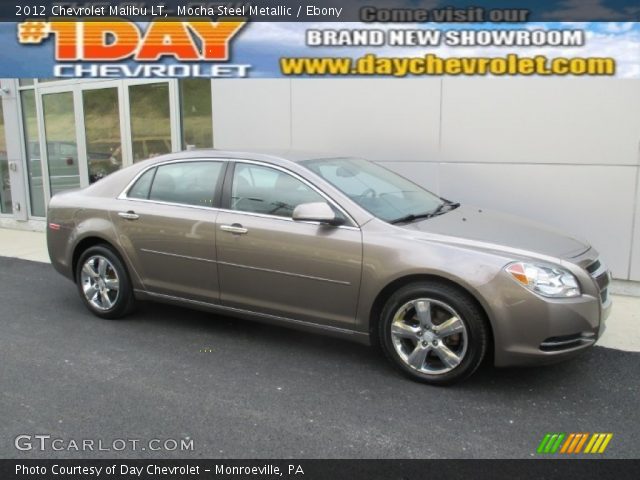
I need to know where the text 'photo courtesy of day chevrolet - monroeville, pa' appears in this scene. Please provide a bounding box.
[0,1,639,479]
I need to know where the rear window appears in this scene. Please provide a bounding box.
[127,167,156,199]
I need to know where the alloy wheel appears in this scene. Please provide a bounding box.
[80,255,120,311]
[390,298,468,375]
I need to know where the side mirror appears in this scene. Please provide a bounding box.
[292,202,341,225]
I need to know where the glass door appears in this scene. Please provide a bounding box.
[33,79,180,208]
[126,81,174,162]
[37,81,129,199]
[40,90,83,196]
[0,101,12,213]
[81,84,125,183]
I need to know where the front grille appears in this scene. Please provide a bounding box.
[586,259,610,305]
[586,260,601,275]
[600,289,608,304]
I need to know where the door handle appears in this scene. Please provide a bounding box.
[220,224,248,234]
[118,211,139,220]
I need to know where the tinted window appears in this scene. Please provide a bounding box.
[231,164,324,218]
[147,162,223,207]
[128,167,156,199]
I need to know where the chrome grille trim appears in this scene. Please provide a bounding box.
[540,333,596,352]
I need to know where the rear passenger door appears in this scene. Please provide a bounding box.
[113,160,226,303]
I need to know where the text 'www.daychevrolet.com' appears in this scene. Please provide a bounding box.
[280,54,616,77]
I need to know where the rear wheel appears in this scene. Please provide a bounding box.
[76,245,135,319]
[379,282,488,385]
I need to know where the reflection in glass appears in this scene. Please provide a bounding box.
[0,102,12,213]
[19,79,34,86]
[129,83,171,162]
[43,92,81,195]
[83,88,122,183]
[180,79,213,149]
[149,161,223,207]
[21,90,45,217]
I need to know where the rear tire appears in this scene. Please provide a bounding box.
[75,245,135,320]
[379,281,488,385]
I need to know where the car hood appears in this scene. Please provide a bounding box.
[401,205,589,259]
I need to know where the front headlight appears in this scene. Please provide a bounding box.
[505,262,580,298]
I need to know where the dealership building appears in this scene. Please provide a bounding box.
[1,77,639,284]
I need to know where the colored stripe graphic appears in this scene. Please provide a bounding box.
[585,433,613,454]
[560,433,575,453]
[537,434,552,453]
[538,433,613,454]
[537,433,565,454]
[574,433,589,453]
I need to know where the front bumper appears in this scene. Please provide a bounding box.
[479,250,611,367]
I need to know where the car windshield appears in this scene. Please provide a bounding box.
[301,157,445,223]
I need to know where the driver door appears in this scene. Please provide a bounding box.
[216,162,362,329]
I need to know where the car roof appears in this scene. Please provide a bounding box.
[141,148,346,165]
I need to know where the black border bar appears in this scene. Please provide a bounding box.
[5,1,640,22]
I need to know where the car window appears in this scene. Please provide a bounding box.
[231,163,325,218]
[145,161,223,207]
[302,157,442,222]
[127,167,156,199]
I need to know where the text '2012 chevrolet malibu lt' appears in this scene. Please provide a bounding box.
[47,150,611,384]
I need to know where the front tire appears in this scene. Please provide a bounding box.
[379,282,488,385]
[76,245,135,320]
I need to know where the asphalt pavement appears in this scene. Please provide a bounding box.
[1,256,639,459]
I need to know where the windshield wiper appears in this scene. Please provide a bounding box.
[390,201,460,225]
[390,212,434,224]
[430,201,460,217]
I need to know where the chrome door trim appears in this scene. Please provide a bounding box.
[138,250,350,285]
[215,207,360,231]
[140,248,217,264]
[139,290,360,336]
[217,260,352,286]
[118,196,221,212]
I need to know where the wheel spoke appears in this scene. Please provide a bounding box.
[414,301,433,329]
[82,263,98,279]
[391,321,420,340]
[104,278,119,291]
[434,344,461,369]
[97,257,107,277]
[84,285,98,300]
[435,316,465,338]
[100,290,113,309]
[407,345,430,369]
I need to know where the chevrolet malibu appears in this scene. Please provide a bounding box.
[47,150,611,384]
